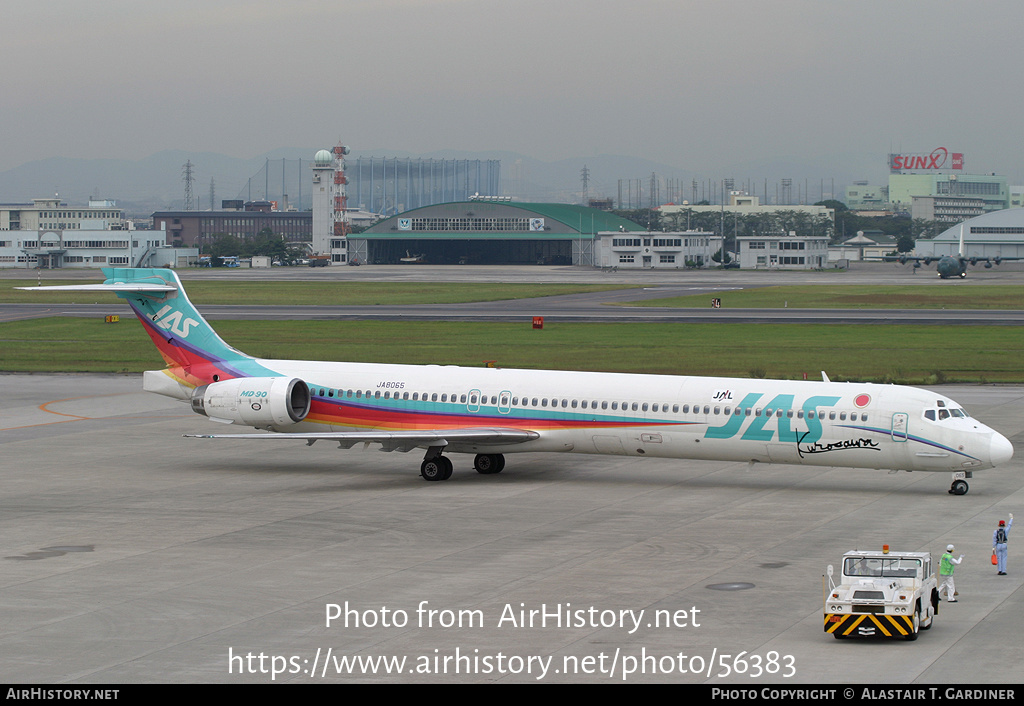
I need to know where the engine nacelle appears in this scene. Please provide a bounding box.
[191,377,311,428]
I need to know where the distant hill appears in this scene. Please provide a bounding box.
[0,148,888,217]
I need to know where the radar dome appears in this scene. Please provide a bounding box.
[314,149,334,166]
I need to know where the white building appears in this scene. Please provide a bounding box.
[658,194,834,224]
[737,234,830,269]
[594,231,714,269]
[0,198,127,232]
[914,209,1024,260]
[0,225,198,269]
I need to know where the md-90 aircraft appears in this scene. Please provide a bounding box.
[20,268,1013,494]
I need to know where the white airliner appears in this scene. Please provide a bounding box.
[20,268,1013,494]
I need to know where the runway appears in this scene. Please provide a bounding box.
[4,262,1024,326]
[2,374,1022,684]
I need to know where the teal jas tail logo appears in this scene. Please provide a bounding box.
[151,304,200,338]
[704,394,843,444]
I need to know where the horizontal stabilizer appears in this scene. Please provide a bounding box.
[15,282,177,292]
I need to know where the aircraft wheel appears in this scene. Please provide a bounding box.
[474,453,505,474]
[421,457,450,482]
[950,480,969,495]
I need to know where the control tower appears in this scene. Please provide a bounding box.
[311,142,351,263]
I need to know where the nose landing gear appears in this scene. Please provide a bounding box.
[949,479,969,495]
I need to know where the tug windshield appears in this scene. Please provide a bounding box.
[845,557,921,579]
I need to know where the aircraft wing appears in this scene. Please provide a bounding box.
[184,427,540,452]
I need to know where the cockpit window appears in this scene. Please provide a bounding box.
[938,409,950,420]
[950,409,965,418]
[925,410,936,421]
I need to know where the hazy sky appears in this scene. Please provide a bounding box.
[4,0,1022,181]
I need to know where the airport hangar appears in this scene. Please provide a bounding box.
[914,207,1024,260]
[341,200,716,268]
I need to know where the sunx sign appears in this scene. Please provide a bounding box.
[703,394,842,443]
[889,148,963,173]
[151,304,200,338]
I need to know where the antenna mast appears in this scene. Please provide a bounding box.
[182,160,196,211]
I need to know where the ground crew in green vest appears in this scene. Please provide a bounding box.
[993,513,1013,575]
[939,544,963,602]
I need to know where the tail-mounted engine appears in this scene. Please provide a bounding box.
[191,377,311,428]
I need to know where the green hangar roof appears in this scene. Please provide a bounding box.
[361,201,644,240]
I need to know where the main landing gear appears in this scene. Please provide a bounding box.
[419,452,506,481]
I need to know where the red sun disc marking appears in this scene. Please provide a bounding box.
[854,394,871,408]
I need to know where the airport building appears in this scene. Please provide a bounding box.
[348,200,646,266]
[0,198,126,231]
[152,203,312,248]
[914,208,1024,260]
[736,233,830,269]
[593,231,715,269]
[0,226,198,269]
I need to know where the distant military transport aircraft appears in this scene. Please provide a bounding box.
[887,224,1020,278]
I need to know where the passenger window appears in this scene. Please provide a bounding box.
[542,399,548,407]
[602,401,609,410]
[682,405,689,413]
[786,410,793,418]
[431,393,437,402]
[829,411,836,420]
[839,412,846,420]
[672,404,679,413]
[611,402,618,410]
[703,405,710,414]
[642,403,649,412]
[571,400,578,408]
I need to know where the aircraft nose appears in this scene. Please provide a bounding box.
[990,432,1014,467]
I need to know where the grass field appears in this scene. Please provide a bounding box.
[1,317,1019,383]
[623,284,1024,309]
